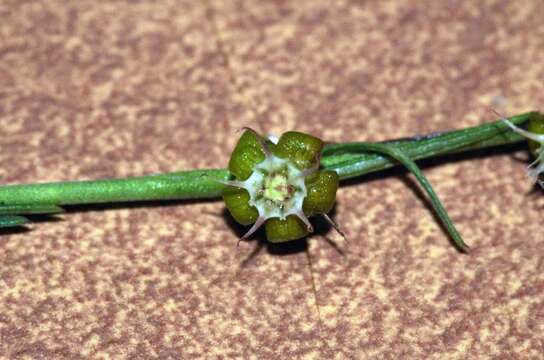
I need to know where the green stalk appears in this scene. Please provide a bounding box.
[322,112,534,179]
[0,113,537,214]
[0,112,538,249]
[337,142,468,251]
[0,113,535,208]
[0,169,230,206]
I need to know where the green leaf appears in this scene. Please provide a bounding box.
[0,215,29,228]
[0,204,64,215]
[333,142,469,252]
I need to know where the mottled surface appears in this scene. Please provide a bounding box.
[1,0,544,358]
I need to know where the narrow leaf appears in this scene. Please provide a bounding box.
[341,142,469,252]
[0,215,29,228]
[0,204,64,215]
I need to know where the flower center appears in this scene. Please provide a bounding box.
[243,154,307,220]
[263,171,292,203]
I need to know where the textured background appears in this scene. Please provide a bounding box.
[1,0,544,358]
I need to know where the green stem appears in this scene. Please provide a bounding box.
[0,169,229,206]
[322,112,534,180]
[340,142,468,251]
[0,112,536,207]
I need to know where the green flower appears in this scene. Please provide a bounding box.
[222,129,341,243]
[500,112,544,187]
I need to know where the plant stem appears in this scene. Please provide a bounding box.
[322,112,534,179]
[344,142,468,251]
[0,169,230,206]
[0,112,536,206]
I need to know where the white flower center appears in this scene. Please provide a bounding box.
[241,154,307,220]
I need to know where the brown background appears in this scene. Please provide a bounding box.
[1,0,543,358]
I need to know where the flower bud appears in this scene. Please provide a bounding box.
[501,112,544,187]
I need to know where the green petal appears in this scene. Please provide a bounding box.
[303,170,339,216]
[528,112,544,155]
[222,186,258,225]
[265,215,309,243]
[228,130,267,180]
[273,131,323,170]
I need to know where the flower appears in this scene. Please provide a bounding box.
[500,112,544,187]
[222,128,341,243]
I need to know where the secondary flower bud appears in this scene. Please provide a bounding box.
[222,129,340,243]
[501,112,544,187]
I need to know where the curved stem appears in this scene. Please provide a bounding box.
[341,142,468,252]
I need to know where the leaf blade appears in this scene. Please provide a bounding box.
[0,204,64,215]
[0,215,29,228]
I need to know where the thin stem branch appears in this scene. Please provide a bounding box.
[322,112,533,180]
[345,142,468,251]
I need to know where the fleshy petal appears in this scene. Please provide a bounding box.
[222,186,259,225]
[528,113,544,156]
[273,131,323,170]
[228,130,268,180]
[265,215,309,243]
[303,170,339,216]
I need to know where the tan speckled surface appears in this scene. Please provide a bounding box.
[1,1,544,358]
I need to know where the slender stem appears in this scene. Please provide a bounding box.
[321,112,534,180]
[0,113,536,206]
[345,142,468,251]
[0,169,229,206]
